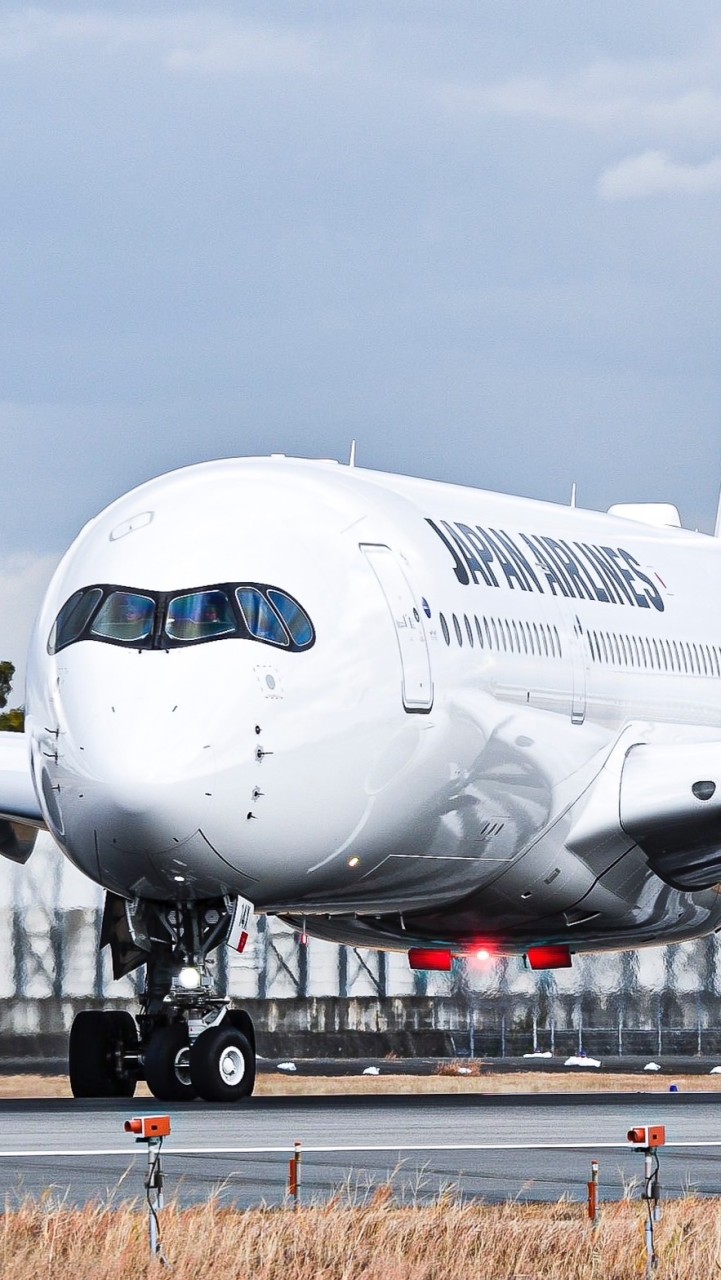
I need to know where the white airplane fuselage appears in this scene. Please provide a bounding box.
[23,457,721,960]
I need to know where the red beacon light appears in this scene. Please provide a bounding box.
[526,945,572,971]
[407,948,453,972]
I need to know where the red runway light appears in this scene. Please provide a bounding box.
[408,948,453,971]
[526,945,572,970]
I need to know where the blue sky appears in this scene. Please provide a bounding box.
[2,1,721,687]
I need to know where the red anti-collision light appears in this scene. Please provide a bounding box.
[408,948,453,971]
[526,945,572,970]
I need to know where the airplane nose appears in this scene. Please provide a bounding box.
[60,696,217,855]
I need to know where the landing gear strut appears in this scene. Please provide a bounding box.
[68,894,257,1103]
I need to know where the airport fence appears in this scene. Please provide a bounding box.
[3,836,721,1064]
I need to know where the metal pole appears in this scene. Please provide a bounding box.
[145,1138,164,1260]
[644,1150,654,1277]
[587,1158,599,1229]
[288,1140,302,1208]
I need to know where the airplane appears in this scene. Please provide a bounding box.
[2,453,721,1103]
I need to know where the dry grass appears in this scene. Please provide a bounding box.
[2,1069,721,1098]
[0,1192,719,1278]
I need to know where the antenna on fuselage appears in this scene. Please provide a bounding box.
[570,482,577,508]
[348,440,357,468]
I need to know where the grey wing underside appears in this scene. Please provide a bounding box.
[0,732,45,864]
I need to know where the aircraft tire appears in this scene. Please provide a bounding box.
[69,1010,137,1098]
[188,1023,255,1102]
[144,1024,197,1102]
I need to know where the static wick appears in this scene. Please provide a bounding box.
[349,440,357,468]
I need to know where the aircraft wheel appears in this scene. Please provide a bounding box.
[69,1010,137,1098]
[188,1023,255,1102]
[144,1024,197,1102]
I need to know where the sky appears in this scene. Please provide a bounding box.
[1,1,721,695]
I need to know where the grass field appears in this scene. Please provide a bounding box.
[1,1067,720,1098]
[0,1193,716,1278]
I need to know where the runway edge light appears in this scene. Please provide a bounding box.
[124,1115,171,1139]
[627,1125,666,1148]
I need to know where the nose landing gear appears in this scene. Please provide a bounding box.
[68,894,257,1103]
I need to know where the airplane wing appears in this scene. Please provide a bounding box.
[0,732,45,864]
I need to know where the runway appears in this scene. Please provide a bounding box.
[1,1093,720,1207]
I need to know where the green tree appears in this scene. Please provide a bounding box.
[0,661,24,732]
[0,661,14,710]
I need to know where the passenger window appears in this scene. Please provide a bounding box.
[48,587,103,654]
[440,613,450,645]
[491,618,499,649]
[475,616,484,647]
[268,590,314,648]
[452,614,462,645]
[464,614,474,647]
[165,590,236,642]
[236,588,289,647]
[90,592,155,643]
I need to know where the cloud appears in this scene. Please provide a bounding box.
[599,149,721,199]
[0,9,325,77]
[0,554,58,700]
[438,46,721,148]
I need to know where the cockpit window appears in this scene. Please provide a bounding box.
[48,581,315,655]
[48,587,103,654]
[236,587,289,647]
[267,589,314,648]
[165,590,236,642]
[90,591,156,643]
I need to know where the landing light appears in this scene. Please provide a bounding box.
[348,857,360,868]
[178,966,202,991]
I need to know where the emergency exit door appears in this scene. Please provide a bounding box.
[361,544,434,712]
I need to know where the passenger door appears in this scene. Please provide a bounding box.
[361,544,434,713]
